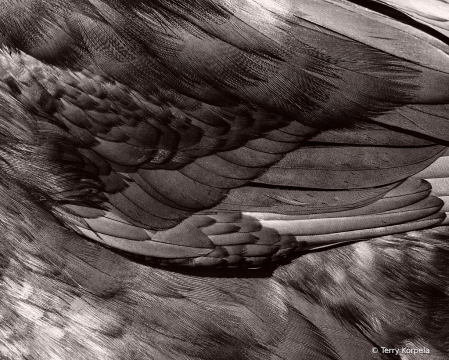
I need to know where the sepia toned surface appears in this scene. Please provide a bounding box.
[0,1,448,359]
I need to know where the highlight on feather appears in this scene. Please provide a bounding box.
[0,1,448,268]
[0,1,448,359]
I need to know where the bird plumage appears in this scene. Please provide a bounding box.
[0,0,449,359]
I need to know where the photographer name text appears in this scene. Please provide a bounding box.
[372,347,430,355]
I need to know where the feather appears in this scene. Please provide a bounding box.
[0,0,449,359]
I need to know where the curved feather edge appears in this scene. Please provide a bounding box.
[56,177,446,267]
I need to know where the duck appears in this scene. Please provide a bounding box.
[0,0,448,359]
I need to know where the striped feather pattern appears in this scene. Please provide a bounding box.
[0,1,448,359]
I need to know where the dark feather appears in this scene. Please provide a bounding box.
[0,0,449,359]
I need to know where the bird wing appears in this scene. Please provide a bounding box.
[1,0,449,267]
[370,0,449,37]
[2,1,449,359]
